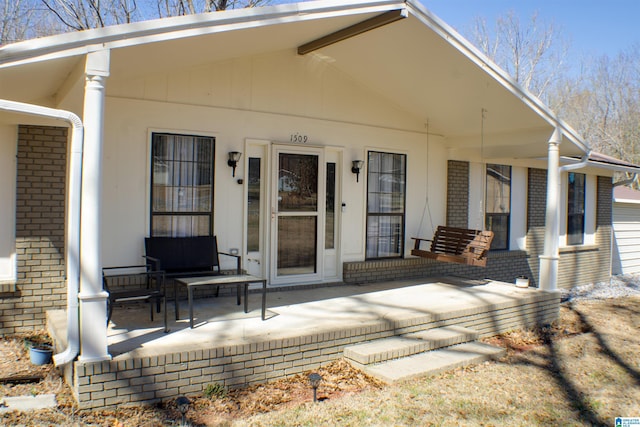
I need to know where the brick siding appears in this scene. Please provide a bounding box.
[446,160,469,228]
[525,168,547,287]
[527,169,612,289]
[0,125,67,335]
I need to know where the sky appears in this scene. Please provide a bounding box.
[423,0,640,62]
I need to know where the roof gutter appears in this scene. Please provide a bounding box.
[0,99,82,367]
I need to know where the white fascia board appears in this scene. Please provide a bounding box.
[0,0,405,67]
[559,156,640,175]
[405,0,590,155]
[614,198,640,205]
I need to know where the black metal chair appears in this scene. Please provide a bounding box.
[102,265,168,332]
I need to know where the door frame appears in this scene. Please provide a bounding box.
[270,145,325,285]
[242,141,342,286]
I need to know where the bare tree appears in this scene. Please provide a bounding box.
[38,0,274,28]
[39,0,144,30]
[468,10,640,177]
[1,0,34,44]
[469,10,570,102]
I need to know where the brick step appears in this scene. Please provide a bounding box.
[344,325,478,366]
[358,341,506,383]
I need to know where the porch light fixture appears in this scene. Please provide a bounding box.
[308,372,322,403]
[176,396,190,425]
[297,9,408,55]
[227,151,242,177]
[351,160,364,182]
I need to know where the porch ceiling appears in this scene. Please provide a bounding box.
[0,0,586,158]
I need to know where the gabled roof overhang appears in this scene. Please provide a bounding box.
[0,0,588,159]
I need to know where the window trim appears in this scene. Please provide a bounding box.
[485,164,511,251]
[566,171,586,246]
[149,132,216,237]
[365,150,407,260]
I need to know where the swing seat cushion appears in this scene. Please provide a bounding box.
[411,226,494,267]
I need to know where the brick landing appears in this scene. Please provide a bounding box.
[48,278,560,409]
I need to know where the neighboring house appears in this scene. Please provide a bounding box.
[0,0,638,382]
[612,185,640,275]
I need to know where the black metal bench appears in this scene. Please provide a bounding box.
[144,236,245,319]
[144,235,241,277]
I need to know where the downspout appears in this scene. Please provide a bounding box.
[559,151,591,174]
[0,99,83,366]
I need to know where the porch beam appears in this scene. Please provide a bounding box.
[539,128,562,292]
[297,9,407,55]
[78,49,111,363]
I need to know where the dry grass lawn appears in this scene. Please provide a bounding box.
[2,296,639,426]
[241,297,640,427]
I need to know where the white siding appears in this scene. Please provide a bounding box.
[100,49,449,275]
[612,202,640,275]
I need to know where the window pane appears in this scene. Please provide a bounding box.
[485,213,509,250]
[486,164,511,214]
[567,172,585,245]
[247,158,261,252]
[366,151,406,259]
[366,215,403,258]
[151,133,214,237]
[485,164,511,250]
[325,163,336,249]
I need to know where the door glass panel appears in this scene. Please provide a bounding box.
[277,216,317,275]
[325,163,336,249]
[247,158,261,252]
[278,153,318,212]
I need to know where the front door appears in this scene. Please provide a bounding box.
[271,146,324,285]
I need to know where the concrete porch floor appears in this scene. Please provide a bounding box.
[47,277,560,409]
[51,277,556,359]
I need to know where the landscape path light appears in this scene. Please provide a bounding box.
[308,372,323,403]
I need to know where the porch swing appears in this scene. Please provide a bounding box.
[410,114,494,267]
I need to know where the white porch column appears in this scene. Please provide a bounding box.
[78,49,111,362]
[539,128,562,291]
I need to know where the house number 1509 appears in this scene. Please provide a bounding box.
[290,133,308,143]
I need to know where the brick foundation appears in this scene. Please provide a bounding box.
[68,289,559,409]
[344,250,532,285]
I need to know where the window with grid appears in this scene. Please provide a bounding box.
[567,172,585,246]
[366,151,406,259]
[485,164,511,250]
[150,133,214,237]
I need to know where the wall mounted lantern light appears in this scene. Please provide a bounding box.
[227,151,242,177]
[351,160,364,182]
